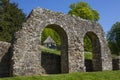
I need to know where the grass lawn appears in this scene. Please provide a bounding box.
[41,46,93,59]
[84,52,92,59]
[111,54,119,58]
[1,70,120,80]
[40,46,61,55]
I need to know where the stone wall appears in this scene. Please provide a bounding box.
[85,59,93,72]
[41,52,61,74]
[112,56,120,70]
[0,41,11,77]
[12,7,112,76]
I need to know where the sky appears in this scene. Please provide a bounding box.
[10,0,120,34]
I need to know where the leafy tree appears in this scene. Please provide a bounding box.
[107,22,120,55]
[68,1,100,52]
[68,1,100,21]
[0,0,26,42]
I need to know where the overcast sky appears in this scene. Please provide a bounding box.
[10,0,120,33]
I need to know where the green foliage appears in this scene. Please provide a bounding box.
[41,28,61,47]
[68,1,98,52]
[92,10,100,21]
[68,1,100,21]
[107,22,120,55]
[0,0,26,42]
[84,35,92,52]
[0,70,120,80]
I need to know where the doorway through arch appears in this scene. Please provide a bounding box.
[41,24,69,74]
[84,31,102,71]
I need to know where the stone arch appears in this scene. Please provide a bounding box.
[11,7,112,76]
[41,24,69,73]
[84,31,102,71]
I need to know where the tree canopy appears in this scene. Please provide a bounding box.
[0,0,26,42]
[68,1,100,21]
[68,1,98,52]
[107,22,120,55]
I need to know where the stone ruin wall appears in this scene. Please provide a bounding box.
[112,56,120,70]
[11,7,112,76]
[0,41,119,77]
[0,41,11,77]
[0,7,119,77]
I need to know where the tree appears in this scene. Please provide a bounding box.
[68,1,100,52]
[0,0,26,42]
[68,1,100,21]
[107,22,120,55]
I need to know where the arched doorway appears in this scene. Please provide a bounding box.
[41,24,68,74]
[84,31,102,71]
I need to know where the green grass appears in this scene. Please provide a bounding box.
[111,54,119,58]
[1,70,120,80]
[40,46,93,59]
[84,52,92,59]
[41,46,93,59]
[40,46,61,55]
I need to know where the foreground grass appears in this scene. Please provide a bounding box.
[1,70,120,80]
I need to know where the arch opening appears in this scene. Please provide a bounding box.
[84,31,102,72]
[41,24,69,74]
